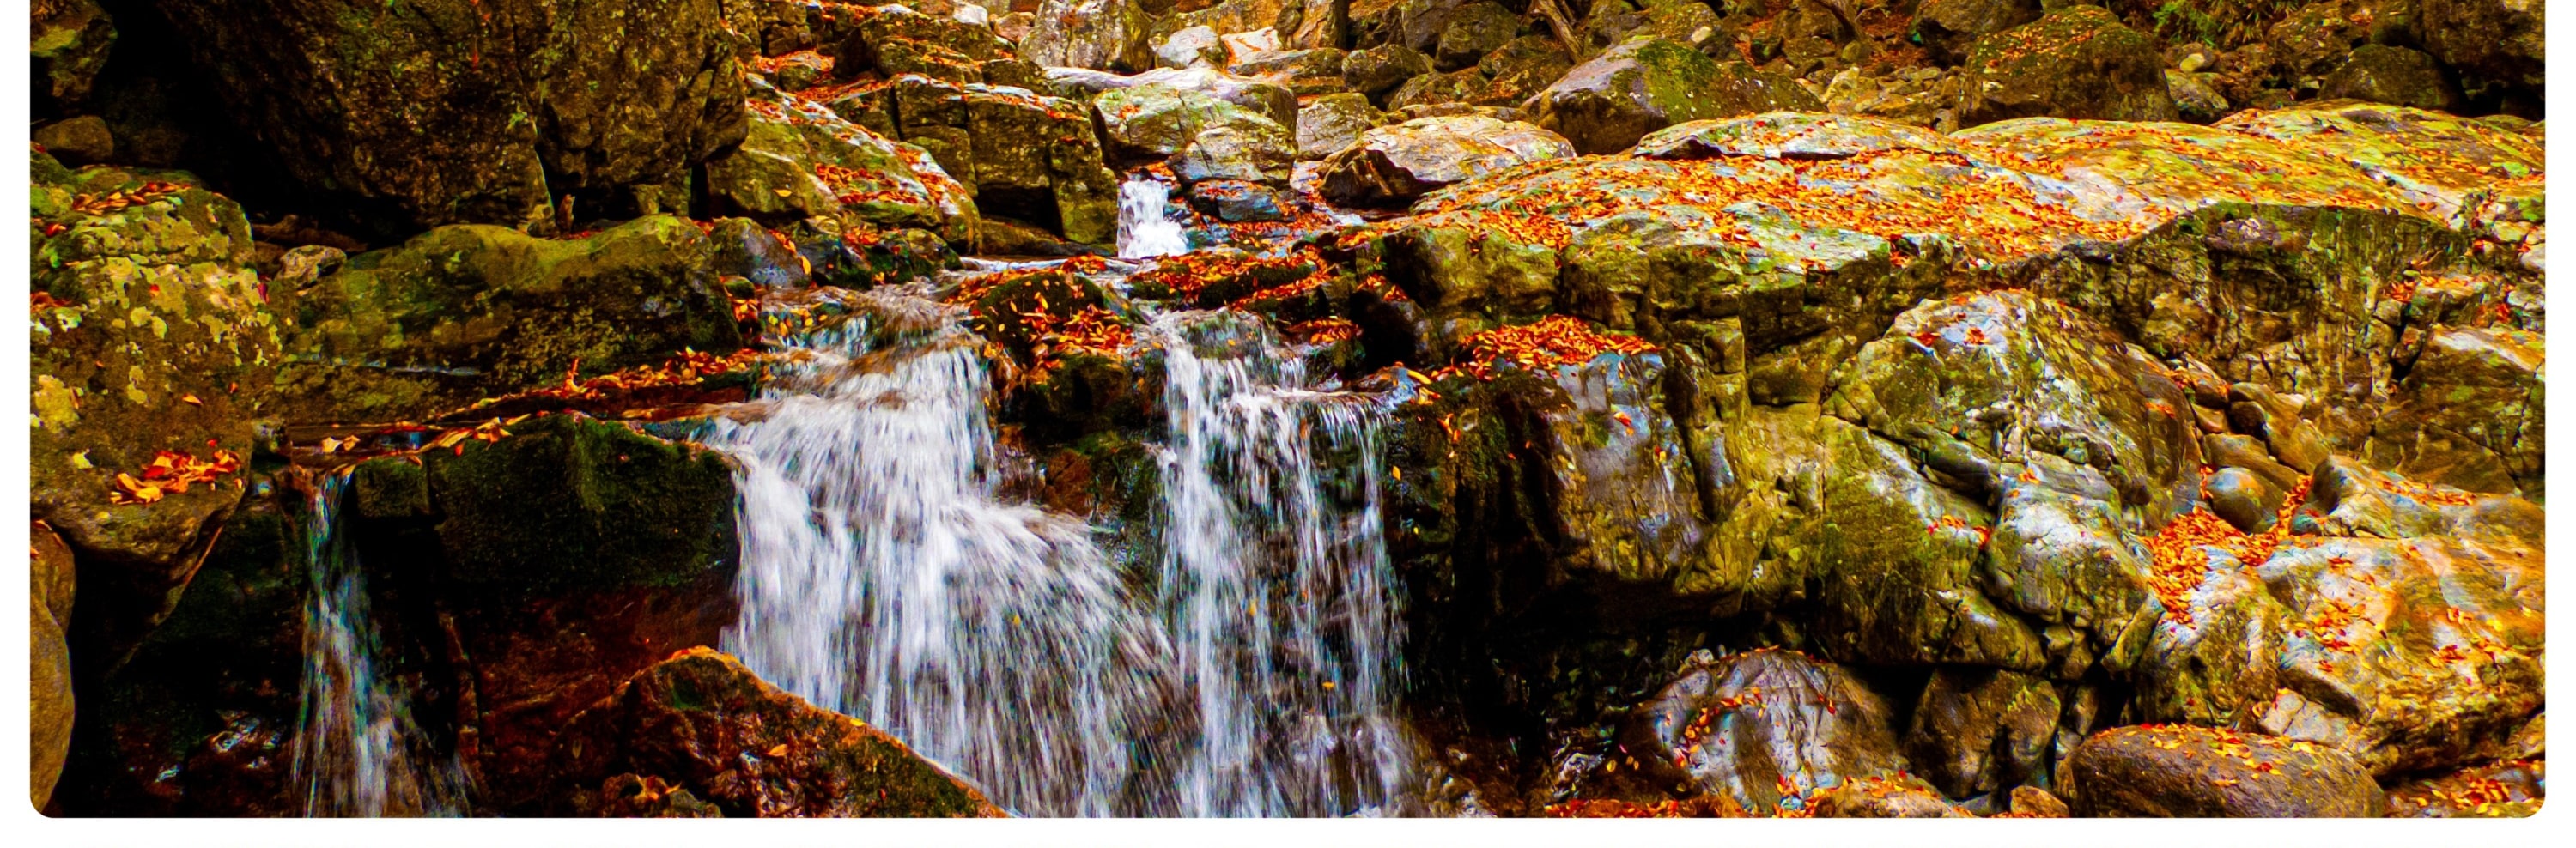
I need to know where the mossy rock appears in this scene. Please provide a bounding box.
[704,81,979,245]
[1526,38,1823,155]
[275,215,744,424]
[423,415,738,597]
[1956,6,2178,126]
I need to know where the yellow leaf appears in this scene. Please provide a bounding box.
[767,743,789,757]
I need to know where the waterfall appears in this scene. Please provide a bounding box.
[294,471,471,817]
[1116,176,1189,259]
[708,290,1175,816]
[1146,311,1412,817]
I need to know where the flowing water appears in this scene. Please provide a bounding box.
[294,471,471,817]
[1146,312,1411,816]
[713,276,1413,815]
[1116,175,1189,259]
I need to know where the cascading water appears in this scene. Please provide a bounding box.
[1145,311,1412,816]
[1116,176,1189,259]
[714,277,1411,815]
[294,471,471,817]
[708,290,1175,816]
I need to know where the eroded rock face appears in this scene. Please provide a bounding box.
[706,82,979,243]
[821,74,1119,245]
[275,216,744,425]
[149,0,748,231]
[1524,38,1822,154]
[1955,6,2178,127]
[1612,649,1908,815]
[2060,725,2383,817]
[550,648,1005,817]
[1019,0,1156,72]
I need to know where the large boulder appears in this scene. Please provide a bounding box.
[1910,0,2040,65]
[1343,41,1433,104]
[150,0,748,231]
[550,647,1006,817]
[1902,668,2060,800]
[823,76,1121,244]
[1524,38,1822,155]
[1091,82,1296,158]
[2060,725,2384,817]
[827,4,1045,89]
[707,82,979,244]
[1954,6,2178,127]
[1296,92,1388,159]
[32,0,116,115]
[30,154,279,667]
[2319,45,2462,112]
[1019,0,1156,72]
[2416,0,2544,105]
[274,216,744,425]
[1316,115,1573,206]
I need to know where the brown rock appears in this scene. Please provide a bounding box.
[31,522,78,810]
[2060,725,2383,817]
[550,647,1005,817]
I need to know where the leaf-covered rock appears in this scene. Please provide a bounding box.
[1955,6,2178,127]
[1524,38,1823,155]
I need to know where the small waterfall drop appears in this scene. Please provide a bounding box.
[1116,176,1189,259]
[708,290,1175,816]
[1147,311,1411,816]
[294,471,471,817]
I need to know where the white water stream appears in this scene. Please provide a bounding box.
[294,472,471,817]
[1116,176,1190,259]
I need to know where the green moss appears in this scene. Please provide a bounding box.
[425,415,738,596]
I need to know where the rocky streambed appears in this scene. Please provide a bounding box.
[31,0,2543,820]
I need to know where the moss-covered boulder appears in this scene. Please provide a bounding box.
[31,155,279,663]
[2060,725,2384,816]
[2416,0,2544,106]
[1524,38,1822,155]
[825,76,1118,244]
[706,82,979,245]
[422,414,736,597]
[1091,82,1295,159]
[828,4,1043,89]
[1296,92,1388,160]
[1910,0,2040,65]
[550,647,1006,817]
[275,215,744,424]
[1317,115,1573,206]
[2320,45,2463,112]
[1955,6,2178,127]
[1343,41,1432,104]
[149,0,747,230]
[33,0,116,115]
[1902,667,2060,800]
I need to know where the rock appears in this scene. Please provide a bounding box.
[30,156,276,668]
[1289,0,1352,49]
[273,216,744,424]
[33,115,113,166]
[1632,112,1966,161]
[31,523,77,809]
[1431,2,1518,71]
[1219,28,1285,65]
[820,75,1119,245]
[1343,41,1433,104]
[1296,92,1388,159]
[1616,649,1908,815]
[1903,668,2060,799]
[1954,6,2178,127]
[2416,0,2544,103]
[1910,0,2040,65]
[49,477,313,816]
[708,82,979,243]
[2202,467,2279,534]
[1019,0,1156,71]
[32,0,116,113]
[410,417,743,809]
[1384,67,1489,111]
[1579,0,1722,54]
[2320,45,2462,112]
[2364,325,2543,495]
[2060,725,2383,817]
[1807,775,1975,817]
[550,647,1005,817]
[1156,25,1225,69]
[1185,179,1297,221]
[829,4,1047,89]
[1524,38,1823,155]
[707,218,812,290]
[2384,760,2545,817]
[2263,1,2379,89]
[2165,70,2231,124]
[1473,35,1575,107]
[150,0,747,231]
[1316,115,1574,206]
[1174,121,1299,186]
[1048,66,1299,131]
[2009,784,2069,816]
[1093,82,1297,159]
[1228,47,1349,94]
